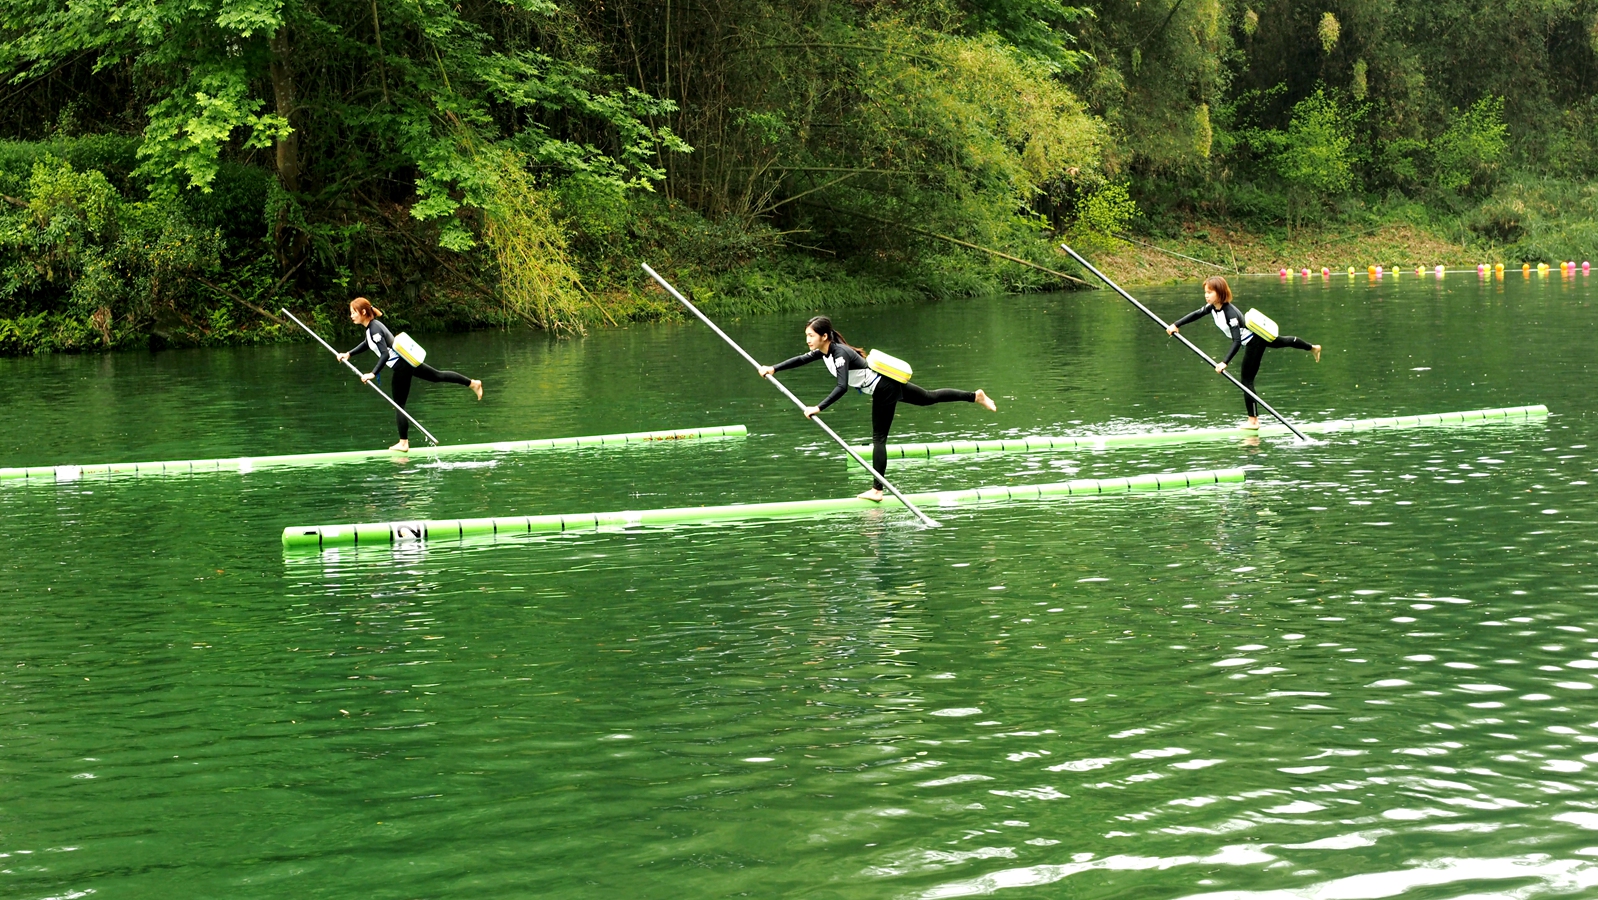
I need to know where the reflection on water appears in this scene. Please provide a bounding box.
[3,274,1598,898]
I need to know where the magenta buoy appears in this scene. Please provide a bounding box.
[1435,265,1445,276]
[1321,267,1330,277]
[1279,268,1288,277]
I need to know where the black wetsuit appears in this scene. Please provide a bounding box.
[348,321,471,440]
[774,343,976,489]
[1172,301,1314,418]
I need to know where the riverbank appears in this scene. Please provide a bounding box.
[0,206,1541,357]
[1093,221,1480,286]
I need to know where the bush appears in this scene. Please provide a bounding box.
[1432,97,1507,196]
[0,153,278,352]
[1468,174,1598,263]
[1071,181,1138,241]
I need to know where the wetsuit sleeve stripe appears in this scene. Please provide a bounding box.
[1222,310,1245,365]
[367,323,394,377]
[816,346,852,411]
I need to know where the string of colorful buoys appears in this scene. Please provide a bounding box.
[1274,262,1591,279]
[1514,261,1595,277]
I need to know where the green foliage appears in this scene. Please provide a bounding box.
[958,0,1094,71]
[0,0,688,253]
[478,150,591,334]
[1469,174,1598,263]
[1074,0,1230,173]
[1070,181,1138,241]
[4,0,1598,352]
[777,24,1106,258]
[1317,13,1339,54]
[1276,89,1354,197]
[1226,87,1355,231]
[1432,97,1508,195]
[0,155,236,351]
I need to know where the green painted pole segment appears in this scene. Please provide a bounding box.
[282,467,1247,549]
[0,425,747,483]
[850,405,1549,462]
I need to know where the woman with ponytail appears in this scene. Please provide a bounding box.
[336,297,483,451]
[758,316,996,501]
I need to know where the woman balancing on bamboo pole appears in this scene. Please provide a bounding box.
[758,316,997,501]
[1165,276,1320,430]
[335,298,483,451]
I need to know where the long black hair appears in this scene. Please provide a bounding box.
[806,315,849,348]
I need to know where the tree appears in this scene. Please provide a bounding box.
[0,0,687,272]
[1432,96,1507,195]
[1273,88,1353,230]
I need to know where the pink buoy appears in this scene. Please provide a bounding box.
[1585,261,1591,273]
[1321,267,1330,277]
[1435,264,1445,276]
[1279,268,1288,277]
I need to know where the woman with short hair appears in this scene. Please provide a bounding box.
[1166,276,1319,429]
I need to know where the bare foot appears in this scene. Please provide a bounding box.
[389,439,410,452]
[470,379,484,400]
[1312,345,1322,363]
[857,488,885,502]
[1244,417,1260,430]
[974,389,997,412]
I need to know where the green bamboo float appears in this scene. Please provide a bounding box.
[1,425,747,483]
[282,467,1247,549]
[850,405,1548,463]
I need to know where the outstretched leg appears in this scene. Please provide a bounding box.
[1272,334,1321,362]
[391,362,474,449]
[898,382,998,411]
[409,362,472,386]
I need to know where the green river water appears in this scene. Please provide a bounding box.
[3,271,1596,899]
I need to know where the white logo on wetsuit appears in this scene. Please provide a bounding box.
[368,331,400,367]
[824,351,881,394]
[1212,306,1253,344]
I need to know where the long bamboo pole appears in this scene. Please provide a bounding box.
[281,308,441,447]
[1058,245,1311,442]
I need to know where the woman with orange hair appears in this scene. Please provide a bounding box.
[1166,276,1319,429]
[336,297,482,451]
